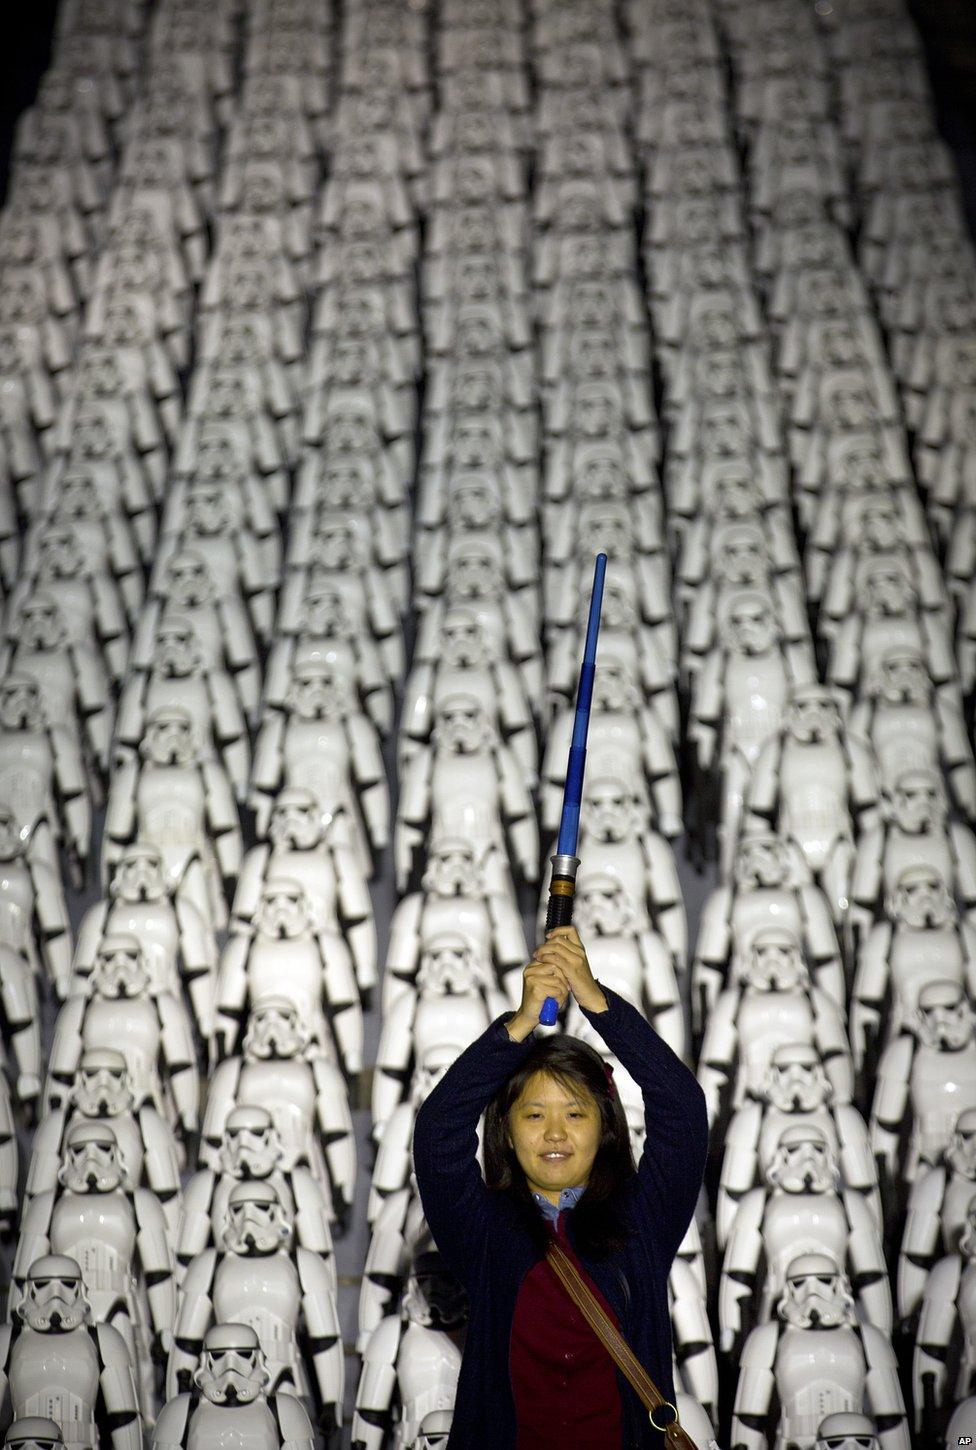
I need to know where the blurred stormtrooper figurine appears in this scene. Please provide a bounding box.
[202,997,355,1226]
[396,691,538,892]
[233,786,376,997]
[168,1181,343,1432]
[693,834,844,1036]
[698,927,854,1129]
[103,704,243,932]
[719,1124,892,1356]
[214,877,363,1076]
[731,1252,910,1450]
[73,843,217,1042]
[45,934,199,1144]
[0,804,72,997]
[0,671,91,890]
[249,661,387,874]
[871,980,976,1188]
[384,834,527,1013]
[913,1192,976,1431]
[3,1419,65,1448]
[14,1121,176,1398]
[899,1107,976,1322]
[177,1104,335,1278]
[851,865,976,1072]
[0,925,41,1111]
[717,1043,880,1253]
[152,1323,316,1449]
[353,1251,466,1450]
[0,1256,141,1450]
[26,1046,181,1233]
[746,685,880,921]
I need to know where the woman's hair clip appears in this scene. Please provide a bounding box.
[602,1061,617,1096]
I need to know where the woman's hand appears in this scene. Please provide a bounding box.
[506,953,571,1041]
[534,926,608,1015]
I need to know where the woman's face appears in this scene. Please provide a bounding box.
[506,1071,602,1205]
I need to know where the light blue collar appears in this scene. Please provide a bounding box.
[532,1184,585,1223]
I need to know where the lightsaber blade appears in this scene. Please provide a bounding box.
[539,552,608,1026]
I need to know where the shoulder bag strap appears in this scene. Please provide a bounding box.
[545,1238,701,1450]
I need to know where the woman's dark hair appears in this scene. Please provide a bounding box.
[483,1034,637,1259]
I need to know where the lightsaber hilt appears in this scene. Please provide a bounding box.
[539,553,607,1027]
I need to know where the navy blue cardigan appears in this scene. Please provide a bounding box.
[412,984,709,1449]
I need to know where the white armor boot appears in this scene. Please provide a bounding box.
[871,980,976,1191]
[103,705,242,932]
[202,998,355,1226]
[698,928,854,1130]
[169,1181,343,1434]
[0,1255,142,1450]
[851,866,976,1072]
[177,1104,335,1280]
[719,1124,892,1356]
[746,684,880,922]
[0,804,72,998]
[44,935,199,1145]
[233,786,376,998]
[26,1048,182,1236]
[913,1194,976,1431]
[718,1043,881,1252]
[384,834,527,1015]
[4,1418,65,1448]
[73,844,217,1043]
[214,878,363,1076]
[693,833,844,1037]
[900,1107,976,1322]
[353,1252,466,1450]
[731,1252,910,1450]
[152,1323,315,1449]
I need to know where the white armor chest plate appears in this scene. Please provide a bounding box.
[0,734,54,831]
[762,1194,849,1294]
[247,939,324,1028]
[284,719,349,782]
[11,1325,100,1447]
[239,1060,316,1168]
[188,1400,282,1450]
[414,994,488,1058]
[587,712,641,762]
[139,766,205,855]
[0,862,37,955]
[107,901,180,996]
[422,895,492,954]
[732,889,802,950]
[780,740,847,870]
[213,1252,300,1360]
[52,1190,137,1293]
[396,1321,463,1444]
[912,1044,976,1170]
[82,997,160,1108]
[884,830,954,894]
[871,702,937,783]
[759,1108,838,1174]
[15,652,75,722]
[890,927,962,1019]
[266,847,337,925]
[944,1174,976,1251]
[583,840,648,926]
[775,1326,864,1443]
[430,754,502,844]
[586,937,645,1002]
[737,991,815,1102]
[43,582,96,643]
[724,653,789,763]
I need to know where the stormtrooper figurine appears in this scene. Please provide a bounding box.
[731,1252,910,1450]
[0,671,91,890]
[249,661,388,875]
[152,1323,316,1449]
[214,877,363,1077]
[177,1104,335,1278]
[0,1255,141,1450]
[0,922,41,1111]
[745,684,880,921]
[410,562,543,705]
[0,803,72,997]
[698,927,854,1129]
[26,1046,182,1235]
[102,704,243,933]
[202,997,355,1227]
[851,865,976,1073]
[717,1042,881,1254]
[3,1419,65,1448]
[14,1121,176,1404]
[353,1251,466,1450]
[913,1192,976,1431]
[899,1107,976,1323]
[871,979,976,1188]
[45,934,199,1145]
[719,1124,892,1356]
[395,691,538,892]
[693,833,845,1038]
[168,1181,343,1432]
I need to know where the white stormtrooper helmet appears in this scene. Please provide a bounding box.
[18,1255,90,1333]
[194,1322,270,1407]
[814,1411,879,1450]
[268,788,326,851]
[243,996,311,1061]
[915,979,975,1052]
[73,1048,134,1119]
[0,673,45,731]
[766,1124,838,1194]
[417,933,492,995]
[719,590,778,656]
[582,774,645,843]
[300,587,358,641]
[220,1105,282,1180]
[734,833,796,889]
[221,1179,293,1256]
[421,837,484,897]
[591,578,637,632]
[888,769,947,834]
[58,1121,128,1195]
[778,1252,857,1329]
[164,550,214,608]
[888,864,955,931]
[856,498,903,554]
[3,1418,66,1449]
[432,692,495,755]
[785,685,842,744]
[740,928,809,993]
[579,502,636,564]
[713,522,769,586]
[17,594,67,652]
[590,653,642,714]
[92,934,150,1000]
[185,484,232,536]
[439,607,490,669]
[152,617,203,677]
[574,873,638,937]
[869,648,929,705]
[110,844,168,904]
[54,472,106,524]
[710,466,762,520]
[36,528,87,582]
[141,706,199,766]
[947,1108,976,1178]
[573,381,621,439]
[254,878,313,940]
[576,448,627,504]
[858,555,915,618]
[763,1043,832,1113]
[285,662,355,722]
[402,1252,468,1331]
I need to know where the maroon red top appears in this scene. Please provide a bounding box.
[509,1211,624,1448]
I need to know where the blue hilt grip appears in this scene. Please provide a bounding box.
[540,554,607,1026]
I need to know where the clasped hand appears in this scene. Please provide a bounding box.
[507,926,607,1040]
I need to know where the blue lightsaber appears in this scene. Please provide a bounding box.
[539,553,608,1026]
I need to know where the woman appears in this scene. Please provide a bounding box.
[412,924,709,1449]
